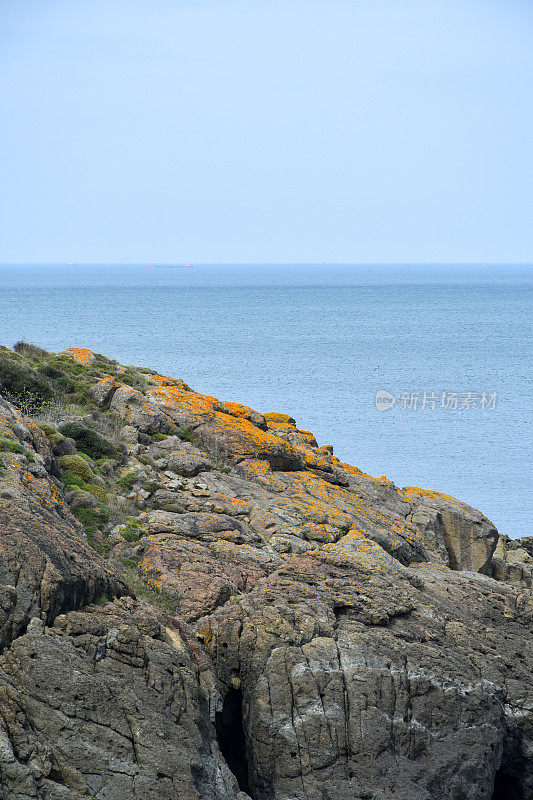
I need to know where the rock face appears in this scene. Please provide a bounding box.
[0,348,531,800]
[0,397,129,650]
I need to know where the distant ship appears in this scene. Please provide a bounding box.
[146,264,194,269]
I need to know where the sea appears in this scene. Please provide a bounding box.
[0,263,531,539]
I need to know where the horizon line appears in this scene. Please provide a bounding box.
[0,261,532,267]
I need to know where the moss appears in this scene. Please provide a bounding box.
[151,432,168,442]
[59,422,118,459]
[57,454,94,482]
[47,431,65,445]
[84,482,108,502]
[38,423,58,436]
[0,436,24,454]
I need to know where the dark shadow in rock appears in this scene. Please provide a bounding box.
[492,753,526,800]
[216,687,252,796]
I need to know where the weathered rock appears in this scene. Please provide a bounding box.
[199,543,533,800]
[491,534,533,588]
[0,351,531,800]
[403,486,499,573]
[0,400,129,650]
[0,599,245,800]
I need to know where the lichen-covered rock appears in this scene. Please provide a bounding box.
[402,486,498,573]
[0,348,531,800]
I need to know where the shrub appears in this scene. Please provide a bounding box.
[38,423,58,436]
[62,474,85,489]
[119,373,137,385]
[37,363,63,380]
[13,341,48,358]
[57,454,94,482]
[219,465,231,474]
[36,363,74,393]
[120,558,176,612]
[0,358,54,407]
[73,504,110,545]
[177,426,196,443]
[117,471,138,491]
[84,482,108,502]
[121,521,146,542]
[59,422,118,459]
[151,433,167,442]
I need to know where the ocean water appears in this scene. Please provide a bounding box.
[0,263,531,539]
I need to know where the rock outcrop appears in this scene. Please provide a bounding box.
[0,346,531,800]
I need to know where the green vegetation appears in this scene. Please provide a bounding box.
[0,343,142,418]
[62,474,85,489]
[0,358,55,408]
[117,471,138,491]
[59,422,118,459]
[120,520,146,542]
[73,504,111,545]
[177,426,196,443]
[84,482,108,502]
[120,557,177,612]
[13,341,48,358]
[38,423,58,436]
[57,454,94,482]
[0,435,24,454]
[151,432,168,442]
[219,465,231,474]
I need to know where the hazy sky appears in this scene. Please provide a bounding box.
[1,0,532,263]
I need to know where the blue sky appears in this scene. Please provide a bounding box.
[0,0,532,263]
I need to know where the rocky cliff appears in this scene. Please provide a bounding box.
[0,344,531,800]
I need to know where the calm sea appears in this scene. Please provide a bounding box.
[0,263,531,539]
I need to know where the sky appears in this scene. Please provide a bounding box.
[0,0,532,263]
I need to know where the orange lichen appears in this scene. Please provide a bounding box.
[264,412,296,425]
[61,347,94,365]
